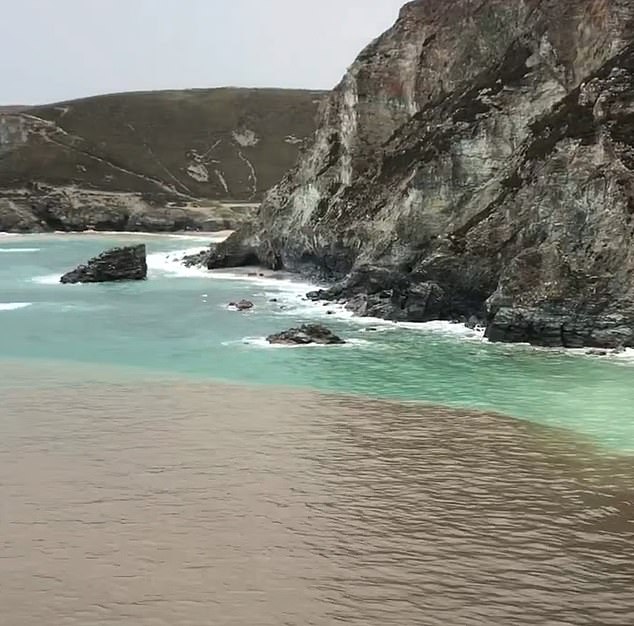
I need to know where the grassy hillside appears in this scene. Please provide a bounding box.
[0,106,28,113]
[0,88,324,202]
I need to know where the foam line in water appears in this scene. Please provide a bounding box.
[263,289,488,339]
[0,302,32,311]
[0,247,41,253]
[224,336,371,349]
[398,320,487,338]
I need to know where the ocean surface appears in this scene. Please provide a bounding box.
[1,232,634,451]
[2,233,634,625]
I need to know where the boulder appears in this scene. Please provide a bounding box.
[60,244,147,284]
[267,324,345,345]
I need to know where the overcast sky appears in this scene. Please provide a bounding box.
[1,0,406,105]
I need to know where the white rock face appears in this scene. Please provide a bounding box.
[284,135,303,145]
[0,116,28,147]
[186,163,209,182]
[231,128,260,147]
[214,169,229,193]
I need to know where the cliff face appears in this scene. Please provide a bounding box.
[213,0,634,348]
[0,88,323,232]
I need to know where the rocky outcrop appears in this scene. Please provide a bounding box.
[267,324,345,345]
[0,185,257,233]
[212,0,634,348]
[229,300,254,311]
[0,88,324,232]
[60,244,147,283]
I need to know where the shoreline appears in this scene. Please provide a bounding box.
[1,353,633,457]
[0,354,622,459]
[4,230,634,363]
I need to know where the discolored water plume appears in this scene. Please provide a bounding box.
[1,362,633,625]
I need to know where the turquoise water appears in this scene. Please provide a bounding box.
[2,233,634,451]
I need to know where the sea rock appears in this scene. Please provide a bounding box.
[267,324,345,345]
[210,0,634,348]
[206,223,261,269]
[485,307,634,349]
[229,299,254,311]
[587,349,608,357]
[60,244,147,284]
[182,250,208,267]
[465,316,482,330]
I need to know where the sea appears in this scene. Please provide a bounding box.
[1,232,633,625]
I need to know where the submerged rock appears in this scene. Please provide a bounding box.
[587,349,608,357]
[267,324,345,345]
[229,299,254,311]
[60,244,147,284]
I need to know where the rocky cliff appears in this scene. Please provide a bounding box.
[0,88,323,232]
[211,0,634,349]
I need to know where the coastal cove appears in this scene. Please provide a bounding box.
[2,232,634,453]
[5,1,634,624]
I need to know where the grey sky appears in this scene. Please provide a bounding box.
[1,0,406,105]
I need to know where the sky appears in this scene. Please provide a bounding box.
[1,0,406,105]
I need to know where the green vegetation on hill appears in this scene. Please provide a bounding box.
[0,88,324,202]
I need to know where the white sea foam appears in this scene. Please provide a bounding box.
[0,302,32,311]
[612,348,634,366]
[0,247,40,253]
[147,249,322,297]
[147,248,212,278]
[265,290,487,340]
[32,274,61,285]
[147,250,489,344]
[561,346,634,365]
[398,320,487,339]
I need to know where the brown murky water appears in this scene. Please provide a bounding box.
[1,362,634,625]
